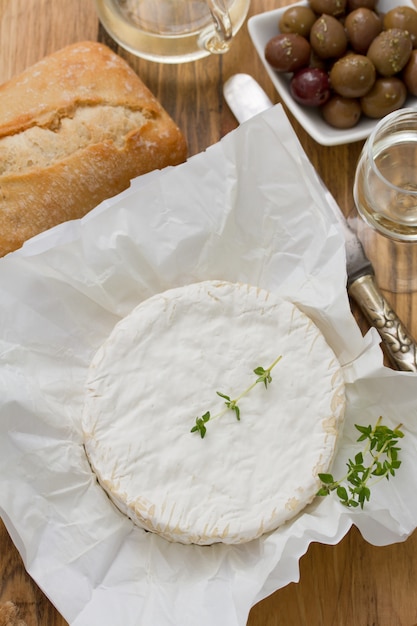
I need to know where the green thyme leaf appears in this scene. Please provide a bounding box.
[216,392,231,401]
[190,355,282,438]
[190,411,211,438]
[316,417,404,509]
[317,473,334,485]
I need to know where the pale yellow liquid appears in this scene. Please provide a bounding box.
[353,131,417,292]
[95,0,250,63]
[354,133,417,241]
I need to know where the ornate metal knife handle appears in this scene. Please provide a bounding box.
[348,274,417,372]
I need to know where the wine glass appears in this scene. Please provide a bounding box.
[353,107,417,293]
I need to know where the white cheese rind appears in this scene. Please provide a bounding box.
[82,281,345,545]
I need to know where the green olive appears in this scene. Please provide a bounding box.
[367,28,412,76]
[321,95,362,128]
[345,8,382,54]
[347,0,377,11]
[383,6,417,48]
[310,14,348,59]
[279,6,317,38]
[361,76,407,118]
[402,48,417,95]
[330,54,376,97]
[309,0,347,17]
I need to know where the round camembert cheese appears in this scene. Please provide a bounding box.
[82,280,345,545]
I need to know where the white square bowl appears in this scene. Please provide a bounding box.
[248,0,417,146]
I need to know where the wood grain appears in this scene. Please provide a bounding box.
[0,1,416,625]
[0,520,66,626]
[248,526,417,626]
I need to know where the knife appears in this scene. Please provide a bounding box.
[223,73,417,372]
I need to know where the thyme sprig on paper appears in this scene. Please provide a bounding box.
[317,417,404,509]
[191,355,282,438]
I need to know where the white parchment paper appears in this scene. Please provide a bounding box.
[1,105,417,626]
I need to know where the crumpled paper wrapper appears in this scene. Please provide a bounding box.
[1,105,417,626]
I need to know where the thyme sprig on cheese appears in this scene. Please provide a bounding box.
[317,417,404,509]
[191,355,282,438]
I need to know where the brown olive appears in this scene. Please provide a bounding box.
[279,6,317,38]
[309,50,329,70]
[383,6,417,48]
[367,28,412,76]
[265,33,311,72]
[310,14,348,59]
[321,95,362,128]
[345,8,382,54]
[360,76,407,118]
[402,48,417,95]
[309,0,347,17]
[347,0,377,11]
[330,53,376,97]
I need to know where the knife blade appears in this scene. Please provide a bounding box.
[223,73,417,372]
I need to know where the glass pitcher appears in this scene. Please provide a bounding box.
[95,0,251,63]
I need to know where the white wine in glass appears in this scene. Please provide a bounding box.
[353,108,417,292]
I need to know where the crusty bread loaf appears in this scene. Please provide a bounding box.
[0,41,188,256]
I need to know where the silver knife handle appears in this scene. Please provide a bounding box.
[348,274,417,372]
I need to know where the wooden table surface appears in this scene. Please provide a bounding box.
[1,1,417,625]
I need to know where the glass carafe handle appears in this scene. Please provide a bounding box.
[204,0,233,53]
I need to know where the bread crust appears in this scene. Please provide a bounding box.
[0,41,187,255]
